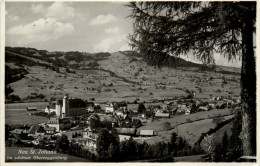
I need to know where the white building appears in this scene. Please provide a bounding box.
[45,96,87,118]
[105,103,115,113]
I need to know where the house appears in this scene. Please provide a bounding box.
[198,106,209,112]
[75,138,97,154]
[208,103,215,109]
[76,127,99,153]
[27,107,37,111]
[44,127,56,135]
[141,113,147,119]
[28,125,38,137]
[155,109,164,114]
[154,112,170,118]
[216,102,226,109]
[86,102,101,113]
[140,130,154,137]
[45,96,88,118]
[177,105,191,114]
[119,135,131,142]
[47,117,60,131]
[86,106,94,113]
[116,128,136,136]
[82,127,98,140]
[105,103,114,113]
[105,102,127,113]
[114,109,124,117]
[46,117,71,131]
[169,107,178,115]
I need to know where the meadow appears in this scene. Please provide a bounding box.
[135,108,234,145]
[5,109,49,125]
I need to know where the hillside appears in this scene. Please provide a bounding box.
[5,47,241,103]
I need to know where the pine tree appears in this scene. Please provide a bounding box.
[221,132,229,161]
[127,1,256,157]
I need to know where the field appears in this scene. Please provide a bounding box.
[5,109,49,125]
[135,109,234,145]
[5,102,49,125]
[6,147,91,162]
[5,102,48,110]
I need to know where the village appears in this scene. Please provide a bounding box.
[7,93,241,157]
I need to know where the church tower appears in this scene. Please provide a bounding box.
[62,95,69,118]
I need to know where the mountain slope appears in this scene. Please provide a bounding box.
[5,47,241,103]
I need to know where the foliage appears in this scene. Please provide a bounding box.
[96,129,120,161]
[68,141,96,161]
[6,94,21,103]
[204,134,215,161]
[212,116,225,124]
[56,134,70,153]
[64,51,85,62]
[137,103,146,114]
[127,2,256,156]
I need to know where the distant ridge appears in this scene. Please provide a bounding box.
[5,47,240,75]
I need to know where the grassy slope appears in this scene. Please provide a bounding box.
[200,122,233,151]
[135,109,233,145]
[6,50,240,103]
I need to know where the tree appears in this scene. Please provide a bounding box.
[204,134,215,161]
[108,143,120,161]
[56,134,70,153]
[96,129,120,161]
[137,103,146,114]
[170,132,178,154]
[127,2,256,157]
[220,132,229,161]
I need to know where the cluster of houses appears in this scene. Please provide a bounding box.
[10,95,241,154]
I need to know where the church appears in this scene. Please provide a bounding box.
[45,96,87,117]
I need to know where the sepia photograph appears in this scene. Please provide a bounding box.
[3,1,257,163]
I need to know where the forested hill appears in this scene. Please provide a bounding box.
[5,46,240,82]
[119,51,202,68]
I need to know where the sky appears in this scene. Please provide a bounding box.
[5,2,242,67]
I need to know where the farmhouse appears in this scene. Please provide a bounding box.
[119,135,131,142]
[45,96,87,117]
[154,112,170,118]
[198,106,209,112]
[105,102,127,113]
[116,128,136,136]
[27,107,37,111]
[140,130,154,137]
